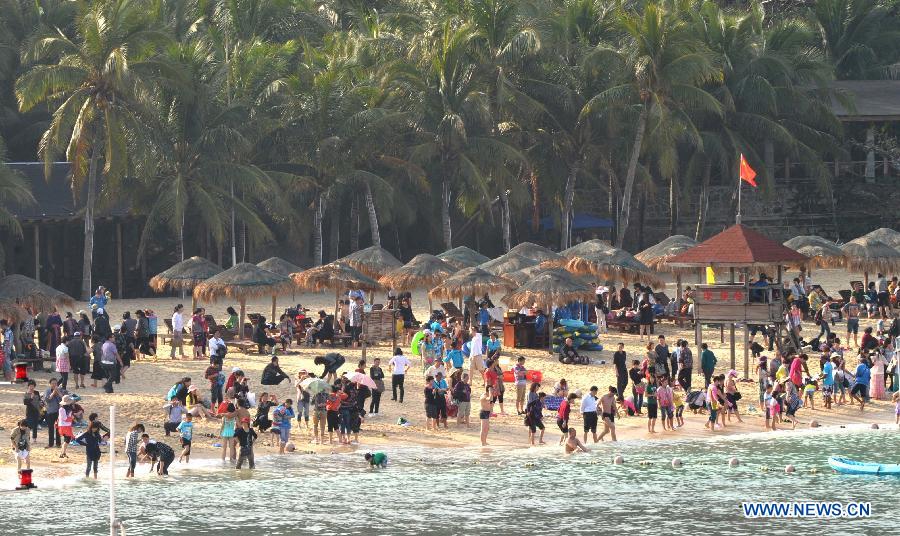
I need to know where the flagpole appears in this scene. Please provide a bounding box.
[736,156,742,225]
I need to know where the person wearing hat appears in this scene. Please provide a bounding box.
[724,370,744,424]
[89,288,108,319]
[57,394,77,458]
[235,416,257,469]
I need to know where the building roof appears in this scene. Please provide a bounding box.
[828,80,900,122]
[667,224,808,268]
[7,162,131,221]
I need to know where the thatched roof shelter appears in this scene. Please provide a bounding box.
[507,242,564,263]
[839,237,900,279]
[635,235,699,274]
[560,239,612,258]
[149,256,223,293]
[782,236,845,269]
[428,267,516,301]
[193,264,293,340]
[379,254,455,290]
[0,299,27,322]
[479,253,539,275]
[566,247,664,287]
[0,274,76,312]
[859,228,900,250]
[502,268,595,309]
[437,246,491,270]
[505,264,554,286]
[337,245,403,279]
[291,262,382,293]
[256,257,304,277]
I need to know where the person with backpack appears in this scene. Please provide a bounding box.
[272,399,295,454]
[524,392,546,445]
[311,387,328,444]
[10,420,31,472]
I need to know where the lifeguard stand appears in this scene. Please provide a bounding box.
[668,225,809,377]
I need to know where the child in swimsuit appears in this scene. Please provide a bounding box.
[893,391,900,425]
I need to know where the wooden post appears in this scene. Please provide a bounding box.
[34,224,40,281]
[391,306,397,354]
[729,268,735,370]
[334,288,340,332]
[239,299,246,340]
[743,268,750,379]
[116,222,124,299]
[271,295,277,321]
[675,274,682,313]
[361,312,367,361]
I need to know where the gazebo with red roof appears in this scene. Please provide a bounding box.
[668,224,809,378]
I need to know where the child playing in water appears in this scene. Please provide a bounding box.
[803,377,817,410]
[365,451,388,468]
[893,391,900,425]
[177,413,193,463]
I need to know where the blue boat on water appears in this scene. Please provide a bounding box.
[828,456,900,475]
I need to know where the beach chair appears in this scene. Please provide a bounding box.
[371,303,384,311]
[441,302,464,320]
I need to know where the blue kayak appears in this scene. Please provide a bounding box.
[828,456,900,475]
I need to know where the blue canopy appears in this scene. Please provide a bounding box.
[541,213,614,231]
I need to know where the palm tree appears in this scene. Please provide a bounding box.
[583,0,723,248]
[15,0,166,298]
[0,138,35,270]
[809,0,900,80]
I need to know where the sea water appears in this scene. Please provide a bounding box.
[3,426,899,535]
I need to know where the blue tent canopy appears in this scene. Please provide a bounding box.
[541,213,614,231]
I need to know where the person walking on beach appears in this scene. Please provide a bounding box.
[23,380,41,442]
[74,422,103,479]
[100,333,122,393]
[851,356,871,411]
[177,414,193,463]
[235,417,257,469]
[629,360,644,414]
[453,373,472,427]
[581,386,599,443]
[525,392,546,446]
[705,376,723,431]
[369,358,385,414]
[273,399,295,453]
[219,403,237,462]
[564,427,590,454]
[10,420,31,472]
[724,370,744,423]
[843,297,861,348]
[125,423,144,478]
[676,340,693,392]
[557,393,577,445]
[514,357,528,415]
[645,375,658,433]
[700,343,716,388]
[598,387,618,441]
[170,304,185,359]
[657,378,675,432]
[613,343,628,401]
[479,385,494,446]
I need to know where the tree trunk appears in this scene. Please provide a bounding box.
[364,181,381,247]
[349,196,359,252]
[81,132,101,299]
[616,105,649,248]
[668,176,678,235]
[764,139,774,180]
[530,169,540,234]
[560,166,577,250]
[178,212,185,262]
[441,179,452,249]
[313,193,324,266]
[637,187,647,251]
[695,160,711,241]
[608,170,616,243]
[501,190,511,253]
[329,200,340,261]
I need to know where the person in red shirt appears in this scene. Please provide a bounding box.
[556,393,578,445]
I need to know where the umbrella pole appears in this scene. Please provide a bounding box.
[676,274,682,315]
[428,297,433,321]
[271,295,276,322]
[335,288,340,332]
[239,299,246,341]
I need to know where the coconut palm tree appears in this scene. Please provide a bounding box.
[0,138,35,270]
[809,0,900,80]
[15,0,167,298]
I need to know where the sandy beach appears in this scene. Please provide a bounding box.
[1,267,897,485]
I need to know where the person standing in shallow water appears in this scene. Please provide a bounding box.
[479,385,494,446]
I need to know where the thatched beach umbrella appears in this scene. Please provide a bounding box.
[505,264,554,286]
[193,263,293,340]
[560,239,612,259]
[782,236,845,269]
[380,254,455,315]
[257,257,305,319]
[507,242,565,263]
[566,246,664,288]
[840,237,900,286]
[149,256,223,310]
[437,246,491,270]
[860,228,900,250]
[502,268,595,353]
[0,299,27,323]
[338,245,403,279]
[479,253,539,276]
[0,274,76,313]
[291,262,382,331]
[636,235,698,309]
[429,267,516,318]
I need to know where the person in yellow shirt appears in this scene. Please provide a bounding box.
[673,391,685,428]
[775,362,789,383]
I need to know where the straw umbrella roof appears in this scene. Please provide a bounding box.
[379,254,455,289]
[256,257,304,277]
[479,253,540,275]
[839,237,900,273]
[437,246,491,270]
[782,236,845,269]
[428,267,516,300]
[149,256,223,293]
[337,245,403,278]
[193,263,294,302]
[502,268,595,309]
[505,264,556,286]
[0,300,26,322]
[560,239,613,258]
[860,228,900,250]
[0,274,76,312]
[507,242,565,263]
[635,235,698,274]
[291,262,382,293]
[566,247,664,287]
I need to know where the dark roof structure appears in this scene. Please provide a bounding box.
[7,162,130,220]
[828,80,900,122]
[668,224,808,268]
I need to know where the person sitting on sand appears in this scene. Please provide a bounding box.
[564,427,589,454]
[261,355,290,385]
[558,338,588,365]
[365,451,388,469]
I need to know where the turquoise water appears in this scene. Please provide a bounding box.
[2,427,898,535]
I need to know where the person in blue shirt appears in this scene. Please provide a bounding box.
[851,357,871,411]
[822,358,834,410]
[432,372,449,428]
[478,305,491,337]
[176,414,193,463]
[89,287,109,318]
[445,343,465,370]
[486,332,501,361]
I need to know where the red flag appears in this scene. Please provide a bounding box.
[739,154,757,187]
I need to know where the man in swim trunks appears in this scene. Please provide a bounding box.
[479,385,494,446]
[564,427,589,454]
[598,386,618,442]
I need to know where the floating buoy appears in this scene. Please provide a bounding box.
[613,455,624,465]
[809,468,819,474]
[871,423,880,430]
[728,457,740,467]
[671,458,683,468]
[809,420,820,428]
[524,462,536,468]
[285,442,296,452]
[785,464,795,474]
[638,460,652,466]
[760,466,769,472]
